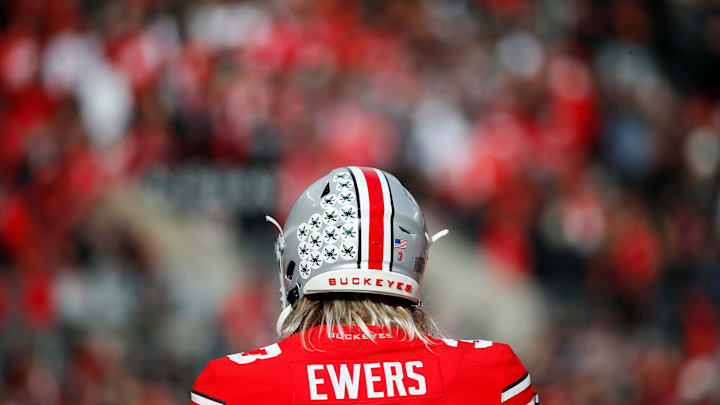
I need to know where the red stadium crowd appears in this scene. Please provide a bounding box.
[0,0,719,404]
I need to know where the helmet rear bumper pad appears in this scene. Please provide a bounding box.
[303,269,421,302]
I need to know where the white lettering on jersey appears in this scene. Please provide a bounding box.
[441,338,493,349]
[406,361,426,395]
[326,364,361,399]
[228,343,282,365]
[305,360,428,400]
[383,362,407,397]
[307,365,328,400]
[364,363,383,398]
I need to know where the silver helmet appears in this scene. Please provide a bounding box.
[267,167,448,332]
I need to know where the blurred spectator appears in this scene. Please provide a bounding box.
[0,0,719,404]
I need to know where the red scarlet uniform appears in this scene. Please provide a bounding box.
[191,326,538,405]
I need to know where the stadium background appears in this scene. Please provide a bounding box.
[1,0,719,403]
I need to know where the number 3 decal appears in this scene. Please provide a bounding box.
[397,251,403,262]
[228,343,282,365]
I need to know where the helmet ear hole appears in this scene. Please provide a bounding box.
[286,261,296,279]
[320,183,330,197]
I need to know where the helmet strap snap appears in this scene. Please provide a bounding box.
[286,285,300,304]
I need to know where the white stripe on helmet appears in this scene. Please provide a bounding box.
[349,166,370,266]
[375,168,393,271]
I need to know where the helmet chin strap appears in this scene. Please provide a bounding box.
[265,215,284,236]
[429,229,449,245]
[276,304,294,336]
[266,215,290,336]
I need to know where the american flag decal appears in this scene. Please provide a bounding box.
[394,238,407,249]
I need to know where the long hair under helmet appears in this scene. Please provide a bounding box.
[266,167,448,335]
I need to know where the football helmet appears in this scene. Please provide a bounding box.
[267,167,448,333]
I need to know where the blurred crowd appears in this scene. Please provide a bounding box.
[1,0,720,404]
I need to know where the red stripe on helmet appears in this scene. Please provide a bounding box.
[360,168,385,270]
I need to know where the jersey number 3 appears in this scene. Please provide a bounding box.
[228,343,282,365]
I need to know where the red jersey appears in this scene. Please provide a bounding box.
[191,325,538,405]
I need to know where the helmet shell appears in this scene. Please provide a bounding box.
[278,167,429,303]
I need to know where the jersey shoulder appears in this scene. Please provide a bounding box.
[435,337,511,368]
[191,339,300,405]
[437,338,539,404]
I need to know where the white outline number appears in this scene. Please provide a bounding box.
[227,343,282,365]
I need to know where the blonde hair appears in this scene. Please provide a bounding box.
[279,293,441,349]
